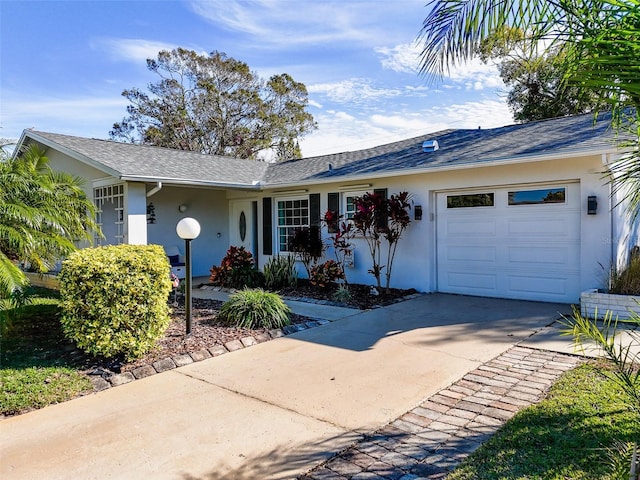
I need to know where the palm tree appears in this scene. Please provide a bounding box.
[0,144,101,297]
[419,0,639,210]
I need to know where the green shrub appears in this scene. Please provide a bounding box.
[333,284,352,303]
[218,288,291,329]
[59,244,172,361]
[210,246,261,289]
[310,260,344,288]
[263,255,298,290]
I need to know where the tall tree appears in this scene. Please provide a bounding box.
[419,0,639,211]
[477,26,608,122]
[111,48,316,161]
[0,145,100,297]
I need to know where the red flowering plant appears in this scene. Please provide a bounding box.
[322,210,355,285]
[383,191,412,292]
[309,260,344,289]
[350,192,388,290]
[209,246,260,289]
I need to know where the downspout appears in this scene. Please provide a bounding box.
[146,181,163,197]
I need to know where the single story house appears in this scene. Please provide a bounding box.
[15,111,637,303]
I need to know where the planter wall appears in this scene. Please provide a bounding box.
[25,272,60,290]
[580,289,640,320]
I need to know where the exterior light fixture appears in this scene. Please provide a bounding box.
[176,217,201,335]
[178,204,188,213]
[587,196,598,215]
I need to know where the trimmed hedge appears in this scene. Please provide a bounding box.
[59,244,172,360]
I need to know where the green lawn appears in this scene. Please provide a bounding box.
[1,289,92,416]
[449,362,640,480]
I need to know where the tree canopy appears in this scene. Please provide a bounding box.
[476,26,609,122]
[111,48,317,161]
[0,144,100,297]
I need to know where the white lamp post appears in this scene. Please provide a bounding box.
[176,217,201,335]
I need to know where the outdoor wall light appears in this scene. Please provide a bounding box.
[178,204,188,213]
[414,205,423,221]
[176,217,201,335]
[587,196,598,215]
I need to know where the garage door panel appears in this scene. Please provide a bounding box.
[446,218,496,236]
[507,246,576,265]
[447,272,497,290]
[446,246,496,262]
[507,274,574,297]
[437,183,580,303]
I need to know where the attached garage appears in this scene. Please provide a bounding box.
[436,182,581,302]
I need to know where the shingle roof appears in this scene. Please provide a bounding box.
[262,111,618,185]
[27,131,268,186]
[23,111,621,189]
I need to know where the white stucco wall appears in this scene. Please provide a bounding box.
[254,152,620,299]
[146,186,230,278]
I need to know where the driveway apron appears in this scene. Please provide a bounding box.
[0,294,571,480]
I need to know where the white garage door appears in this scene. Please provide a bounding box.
[436,183,581,302]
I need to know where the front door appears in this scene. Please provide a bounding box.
[229,200,256,260]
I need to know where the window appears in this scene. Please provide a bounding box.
[93,183,124,245]
[343,191,368,219]
[277,198,309,252]
[447,193,494,208]
[508,188,565,205]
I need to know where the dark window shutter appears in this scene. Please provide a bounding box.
[262,197,272,255]
[309,193,321,227]
[374,188,388,230]
[327,192,339,233]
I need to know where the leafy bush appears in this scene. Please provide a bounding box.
[310,260,344,288]
[218,288,291,329]
[263,255,298,290]
[209,246,261,289]
[59,244,172,361]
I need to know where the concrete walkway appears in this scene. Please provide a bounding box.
[1,294,577,480]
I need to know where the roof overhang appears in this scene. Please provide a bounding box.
[261,145,622,190]
[17,130,122,178]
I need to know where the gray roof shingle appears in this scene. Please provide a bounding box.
[28,131,268,186]
[24,111,621,189]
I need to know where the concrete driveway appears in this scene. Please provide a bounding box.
[0,294,572,480]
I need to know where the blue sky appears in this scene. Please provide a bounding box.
[1,0,512,157]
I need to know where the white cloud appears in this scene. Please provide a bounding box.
[375,42,422,74]
[95,38,179,63]
[308,79,402,104]
[299,99,513,157]
[445,58,505,91]
[188,0,420,47]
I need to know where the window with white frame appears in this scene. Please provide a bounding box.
[93,183,125,245]
[343,191,368,219]
[277,197,309,252]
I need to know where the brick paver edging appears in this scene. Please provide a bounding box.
[88,292,424,391]
[299,346,583,480]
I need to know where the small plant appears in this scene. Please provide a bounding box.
[288,226,324,278]
[310,260,344,288]
[263,255,298,290]
[218,288,291,329]
[209,246,261,289]
[333,284,352,304]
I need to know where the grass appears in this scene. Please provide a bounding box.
[448,361,640,480]
[1,288,92,416]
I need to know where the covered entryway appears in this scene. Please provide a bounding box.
[436,182,581,302]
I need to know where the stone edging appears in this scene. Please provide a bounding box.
[299,346,582,480]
